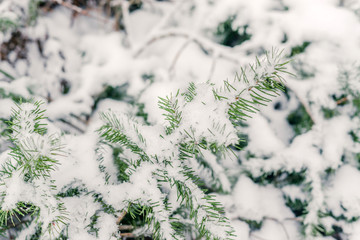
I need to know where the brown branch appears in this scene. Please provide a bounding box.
[284,217,302,222]
[116,211,127,225]
[169,39,192,78]
[336,96,348,105]
[52,0,108,23]
[120,232,135,237]
[119,225,134,231]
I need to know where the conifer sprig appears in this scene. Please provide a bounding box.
[98,50,292,239]
[0,101,68,239]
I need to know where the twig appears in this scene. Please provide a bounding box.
[120,232,135,237]
[119,225,134,231]
[336,96,348,105]
[57,118,85,134]
[116,211,127,225]
[264,217,290,240]
[52,0,108,23]
[145,0,189,35]
[120,0,133,48]
[169,39,192,78]
[284,217,302,222]
[207,51,220,81]
[285,82,317,125]
[250,233,268,240]
[70,113,88,125]
[133,29,240,66]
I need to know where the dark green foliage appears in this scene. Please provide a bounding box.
[311,223,335,237]
[60,79,71,95]
[291,60,315,79]
[285,197,308,217]
[319,210,360,223]
[352,96,360,116]
[0,88,23,103]
[247,169,306,187]
[232,133,248,151]
[308,210,358,238]
[287,104,313,136]
[289,41,311,57]
[93,84,131,110]
[215,16,251,47]
[332,94,348,106]
[129,1,143,13]
[0,202,39,233]
[0,101,69,239]
[57,186,87,198]
[136,103,149,124]
[221,52,289,126]
[29,225,42,240]
[112,147,130,182]
[321,107,339,119]
[87,213,100,237]
[96,52,291,240]
[242,219,262,231]
[92,193,117,215]
[98,112,150,165]
[142,73,155,84]
[182,82,197,103]
[350,130,360,143]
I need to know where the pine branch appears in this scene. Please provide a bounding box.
[98,112,150,165]
[98,51,292,240]
[158,90,182,135]
[0,101,68,238]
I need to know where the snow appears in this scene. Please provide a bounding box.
[326,165,360,218]
[232,176,294,221]
[0,0,360,239]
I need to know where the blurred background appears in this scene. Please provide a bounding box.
[0,0,360,239]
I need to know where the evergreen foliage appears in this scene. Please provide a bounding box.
[0,0,359,239]
[0,52,291,239]
[0,101,68,239]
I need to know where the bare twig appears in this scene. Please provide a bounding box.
[169,39,192,78]
[264,217,290,240]
[119,225,134,231]
[116,211,127,225]
[57,118,86,134]
[121,0,133,48]
[146,0,189,34]
[70,113,88,125]
[336,96,348,105]
[207,51,220,81]
[285,82,317,125]
[284,216,302,222]
[120,232,135,237]
[110,0,133,47]
[52,0,108,23]
[133,29,240,66]
[250,233,268,240]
